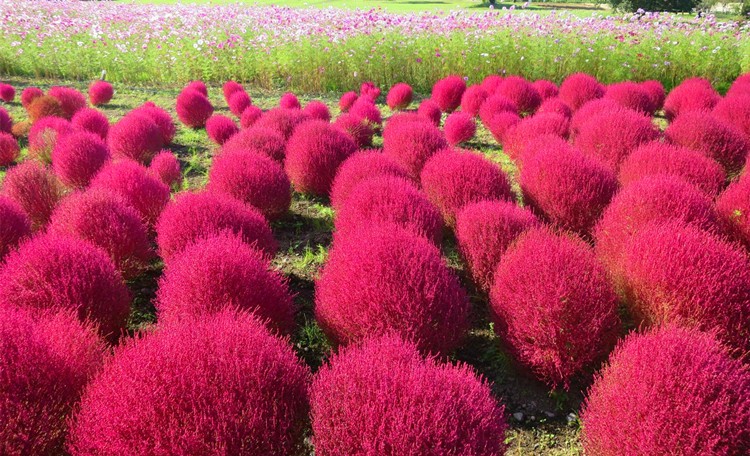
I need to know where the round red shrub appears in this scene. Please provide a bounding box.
[417,99,442,126]
[240,104,263,128]
[135,102,175,145]
[222,80,243,103]
[222,125,286,162]
[88,81,113,106]
[175,89,213,128]
[303,100,331,121]
[89,160,170,226]
[52,130,110,188]
[333,113,374,148]
[481,74,504,94]
[280,92,301,110]
[532,79,559,100]
[618,141,726,197]
[20,87,43,110]
[68,311,311,456]
[665,110,749,174]
[359,81,380,102]
[329,150,410,211]
[420,149,513,226]
[663,77,720,121]
[27,95,65,123]
[443,112,476,145]
[28,116,73,163]
[620,220,750,352]
[339,91,358,112]
[148,149,182,190]
[479,94,518,127]
[574,107,660,171]
[107,112,163,164]
[484,111,521,145]
[491,228,620,389]
[431,75,467,113]
[496,76,542,115]
[349,98,382,128]
[285,119,357,196]
[0,132,19,166]
[0,234,131,339]
[640,79,666,113]
[48,86,87,120]
[0,83,15,103]
[727,73,750,97]
[47,190,152,279]
[386,82,413,111]
[712,94,750,138]
[0,196,31,261]
[253,107,307,140]
[520,145,618,235]
[227,90,252,117]
[604,81,652,114]
[334,175,444,245]
[503,112,570,162]
[716,174,750,249]
[0,306,105,456]
[536,97,572,118]
[382,118,447,179]
[569,98,622,139]
[207,150,291,221]
[455,200,539,293]
[71,108,109,140]
[156,233,294,332]
[311,335,507,456]
[155,191,277,263]
[559,73,604,111]
[460,85,490,117]
[581,326,750,456]
[316,225,469,354]
[205,114,239,145]
[2,161,64,230]
[184,80,208,96]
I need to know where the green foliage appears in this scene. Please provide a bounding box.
[609,0,699,12]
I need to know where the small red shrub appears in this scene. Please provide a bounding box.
[227,90,252,117]
[431,75,466,113]
[581,326,750,456]
[71,108,109,139]
[222,80,243,103]
[716,173,750,249]
[333,113,374,148]
[134,102,175,145]
[417,98,442,126]
[184,80,208,96]
[280,92,301,110]
[88,81,113,106]
[640,80,666,113]
[478,94,518,127]
[386,83,413,111]
[712,94,750,138]
[443,112,476,145]
[240,105,263,128]
[52,131,110,188]
[727,73,750,97]
[359,81,381,102]
[0,196,31,261]
[460,85,489,117]
[532,79,559,100]
[0,132,19,166]
[0,83,15,103]
[175,89,213,128]
[663,77,720,121]
[559,73,604,111]
[536,98,572,118]
[329,150,410,211]
[148,150,182,190]
[496,76,542,115]
[303,100,331,121]
[2,161,64,230]
[382,118,447,179]
[569,98,622,139]
[316,225,469,354]
[28,116,73,163]
[481,74,504,94]
[503,112,570,162]
[339,91,358,112]
[484,111,521,145]
[604,81,653,114]
[253,107,308,139]
[108,112,163,164]
[349,98,382,127]
[20,87,43,110]
[27,95,65,123]
[222,125,287,162]
[48,86,87,120]
[205,114,239,145]
[311,335,507,456]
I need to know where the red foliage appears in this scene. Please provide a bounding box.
[460,85,489,117]
[28,116,73,163]
[536,97,572,118]
[532,79,559,100]
[712,94,750,138]
[88,81,113,106]
[310,335,507,456]
[222,125,287,162]
[303,100,331,121]
[559,73,604,111]
[253,107,308,139]
[663,77,720,121]
[20,87,43,110]
[431,75,466,113]
[481,74,504,94]
[71,108,109,140]
[349,98,382,127]
[0,196,31,261]
[107,112,163,164]
[417,98,442,126]
[0,83,15,103]
[134,102,175,145]
[359,81,381,102]
[333,113,374,148]
[222,80,243,103]
[315,225,469,354]
[184,80,208,96]
[716,173,750,249]
[240,105,263,128]
[148,150,182,190]
[2,161,64,230]
[205,114,239,145]
[338,91,358,112]
[581,326,750,456]
[0,132,19,166]
[329,150,410,211]
[443,112,476,145]
[727,72,750,97]
[496,76,542,115]
[484,111,521,145]
[503,113,570,162]
[26,95,65,123]
[382,118,447,179]
[604,81,653,114]
[640,80,666,113]
[175,89,213,128]
[68,311,311,455]
[48,86,87,120]
[569,98,621,139]
[478,94,518,127]
[52,131,110,188]
[279,92,301,110]
[227,90,252,117]
[386,83,413,111]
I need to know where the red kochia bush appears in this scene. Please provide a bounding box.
[240,105,263,128]
[28,116,73,163]
[334,175,444,246]
[135,102,176,145]
[339,91,358,112]
[205,114,239,145]
[47,190,152,279]
[88,80,113,106]
[485,111,521,145]
[536,98,572,118]
[156,233,295,332]
[227,90,252,117]
[108,113,163,164]
[48,86,87,120]
[574,108,660,171]
[641,79,666,113]
[175,89,213,128]
[333,113,374,148]
[417,99,442,126]
[502,113,570,162]
[185,80,208,96]
[455,200,540,293]
[148,150,182,189]
[581,326,750,456]
[665,110,749,174]
[253,107,308,139]
[0,196,31,261]
[0,132,19,166]
[311,335,507,456]
[520,146,618,235]
[727,72,750,97]
[68,311,311,456]
[496,76,542,115]
[713,94,750,138]
[315,225,469,354]
[569,98,623,139]
[0,107,10,134]
[383,119,447,179]
[386,83,413,111]
[20,87,44,109]
[2,161,64,230]
[222,125,287,162]
[481,74,504,94]
[604,81,652,114]
[0,234,131,339]
[0,83,15,103]
[490,228,620,389]
[303,100,331,121]
[359,81,380,102]
[620,220,750,352]
[663,77,720,121]
[0,307,105,456]
[207,150,291,221]
[478,94,518,127]
[431,75,466,113]
[443,112,476,145]
[532,79,559,100]
[89,160,170,226]
[460,85,489,117]
[71,108,109,139]
[27,95,65,123]
[156,191,277,263]
[329,150,410,211]
[420,149,513,226]
[52,131,109,188]
[285,120,357,196]
[349,98,382,127]
[222,80,243,103]
[716,173,750,249]
[559,73,604,111]
[618,141,726,197]
[279,92,301,110]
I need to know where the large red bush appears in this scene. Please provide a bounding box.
[71,108,109,140]
[107,112,163,164]
[716,173,750,249]
[604,81,652,114]
[484,111,521,145]
[382,118,447,179]
[222,80,243,103]
[460,85,489,117]
[240,105,263,128]
[417,98,442,126]
[386,82,413,111]
[315,225,469,354]
[222,125,287,162]
[641,80,666,113]
[349,98,382,127]
[532,79,559,100]
[134,102,175,145]
[184,80,208,96]
[205,114,239,145]
[338,91,358,112]
[663,77,720,121]
[329,150,410,211]
[88,81,113,106]
[20,87,43,110]
[536,97,572,119]
[0,132,19,166]
[559,73,604,111]
[478,94,518,127]
[581,326,750,456]
[490,228,620,389]
[712,94,750,138]
[175,89,213,128]
[496,76,542,115]
[52,131,110,188]
[2,161,64,230]
[48,86,87,120]
[303,100,331,122]
[0,83,15,103]
[28,116,73,164]
[443,112,476,145]
[148,149,182,190]
[431,75,466,113]
[333,113,374,148]
[502,113,570,162]
[227,90,252,117]
[311,335,507,456]
[455,200,540,293]
[0,196,31,261]
[68,311,311,455]
[253,107,308,139]
[569,98,622,140]
[280,92,301,110]
[359,81,381,102]
[481,74,504,94]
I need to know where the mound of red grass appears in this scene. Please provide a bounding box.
[339,91,358,112]
[71,108,109,140]
[386,83,413,111]
[455,200,539,292]
[581,326,750,455]
[303,100,331,121]
[20,87,44,110]
[604,81,653,114]
[460,85,489,117]
[0,234,130,339]
[2,161,64,230]
[89,160,170,227]
[665,111,749,174]
[208,150,291,221]
[330,150,410,211]
[228,90,252,117]
[496,76,542,115]
[253,107,308,139]
[88,81,113,106]
[0,196,31,261]
[716,173,750,248]
[382,118,447,179]
[0,83,15,103]
[334,175,444,245]
[222,125,287,162]
[108,113,163,164]
[663,77,720,121]
[156,191,277,263]
[532,79,559,100]
[559,73,604,111]
[443,112,476,145]
[359,81,381,102]
[484,111,521,145]
[478,94,518,127]
[0,108,10,135]
[333,113,374,148]
[481,74,504,93]
[184,80,208,96]
[0,132,19,166]
[431,75,466,113]
[28,116,73,163]
[280,92,301,110]
[175,89,213,128]
[48,86,87,120]
[727,72,750,97]
[491,228,620,389]
[52,131,110,188]
[713,94,750,138]
[27,95,65,123]
[349,98,382,128]
[240,105,263,128]
[285,120,357,196]
[0,306,105,456]
[148,150,182,190]
[311,335,507,455]
[640,80,666,113]
[315,225,469,354]
[222,80,243,103]
[502,113,570,162]
[205,114,239,145]
[68,311,311,455]
[618,141,726,197]
[536,98,572,118]
[417,99,442,126]
[134,102,175,145]
[420,149,513,226]
[569,98,622,139]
